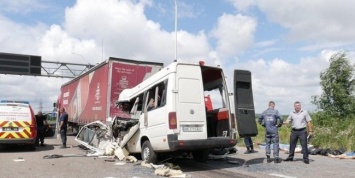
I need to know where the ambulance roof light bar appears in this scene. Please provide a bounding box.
[0,100,30,104]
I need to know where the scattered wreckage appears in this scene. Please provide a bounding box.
[70,119,237,177]
[74,119,138,162]
[73,118,237,161]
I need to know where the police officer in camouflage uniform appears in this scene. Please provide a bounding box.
[258,101,283,163]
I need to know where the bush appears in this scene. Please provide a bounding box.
[238,115,355,151]
[311,112,355,151]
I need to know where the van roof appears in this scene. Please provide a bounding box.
[117,61,221,102]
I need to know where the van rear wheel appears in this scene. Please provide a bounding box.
[192,149,209,162]
[141,141,157,163]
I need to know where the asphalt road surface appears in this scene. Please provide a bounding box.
[0,135,354,178]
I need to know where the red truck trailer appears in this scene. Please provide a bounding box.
[56,57,164,131]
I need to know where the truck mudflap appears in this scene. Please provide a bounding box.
[167,134,236,151]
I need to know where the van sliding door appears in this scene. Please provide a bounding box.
[233,70,258,137]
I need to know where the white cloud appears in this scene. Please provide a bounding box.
[0,75,69,111]
[256,0,355,43]
[177,1,203,19]
[0,0,212,111]
[224,49,339,114]
[210,13,257,58]
[0,0,46,14]
[228,0,257,12]
[0,15,47,54]
[38,24,98,63]
[1,0,354,116]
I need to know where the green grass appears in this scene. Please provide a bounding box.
[311,113,355,151]
[237,115,355,151]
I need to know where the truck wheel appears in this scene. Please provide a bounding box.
[192,149,209,162]
[141,141,157,163]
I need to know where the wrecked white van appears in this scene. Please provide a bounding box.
[110,61,257,163]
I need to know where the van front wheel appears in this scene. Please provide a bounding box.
[141,141,157,163]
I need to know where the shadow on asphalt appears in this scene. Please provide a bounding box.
[171,155,265,173]
[0,144,56,152]
[0,132,77,153]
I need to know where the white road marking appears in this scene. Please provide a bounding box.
[269,173,297,178]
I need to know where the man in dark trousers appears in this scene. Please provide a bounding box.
[58,108,68,148]
[35,111,48,147]
[244,137,255,154]
[258,101,283,163]
[284,101,313,164]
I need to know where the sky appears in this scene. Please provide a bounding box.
[0,0,354,114]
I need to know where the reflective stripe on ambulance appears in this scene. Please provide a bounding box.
[0,121,32,139]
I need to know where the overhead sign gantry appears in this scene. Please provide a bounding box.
[0,52,94,78]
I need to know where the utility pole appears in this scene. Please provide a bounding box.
[174,0,178,62]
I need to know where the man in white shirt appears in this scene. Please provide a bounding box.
[284,101,313,164]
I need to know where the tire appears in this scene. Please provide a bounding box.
[141,140,157,163]
[192,149,209,162]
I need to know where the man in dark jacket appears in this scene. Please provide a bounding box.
[58,108,68,148]
[259,101,283,163]
[35,111,48,147]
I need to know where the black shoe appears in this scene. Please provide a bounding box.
[244,147,251,154]
[266,156,271,163]
[284,157,293,161]
[274,158,282,163]
[59,145,67,149]
[304,160,309,164]
[40,144,45,147]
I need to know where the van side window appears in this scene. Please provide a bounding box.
[145,80,168,111]
[136,94,144,112]
[157,80,168,107]
[146,89,156,111]
[130,97,139,114]
[132,94,144,116]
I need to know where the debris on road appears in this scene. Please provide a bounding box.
[151,162,186,177]
[114,162,126,166]
[104,159,116,162]
[43,154,87,159]
[13,157,25,162]
[141,161,153,168]
[74,120,139,162]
